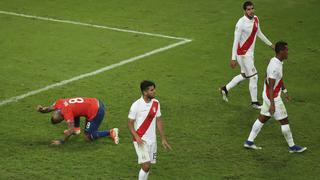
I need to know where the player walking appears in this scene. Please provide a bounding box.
[37,97,119,145]
[220,1,274,109]
[128,80,172,180]
[244,41,307,153]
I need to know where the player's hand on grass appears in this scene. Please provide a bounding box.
[161,138,172,150]
[51,140,64,146]
[269,102,275,114]
[230,60,237,69]
[37,105,44,112]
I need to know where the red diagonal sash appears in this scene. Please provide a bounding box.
[237,17,259,55]
[266,79,283,99]
[134,101,159,141]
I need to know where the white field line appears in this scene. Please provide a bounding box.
[0,10,192,106]
[0,39,191,106]
[0,10,191,41]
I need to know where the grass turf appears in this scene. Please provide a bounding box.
[0,0,319,179]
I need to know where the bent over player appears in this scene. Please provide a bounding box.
[128,80,172,180]
[220,1,274,109]
[244,41,307,153]
[37,97,119,145]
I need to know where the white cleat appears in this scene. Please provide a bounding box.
[110,128,119,145]
[244,141,262,150]
[251,102,262,110]
[219,87,229,102]
[289,145,307,153]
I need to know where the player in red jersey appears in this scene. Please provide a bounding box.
[37,97,119,145]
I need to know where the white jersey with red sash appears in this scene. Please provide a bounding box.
[263,57,284,101]
[128,97,161,144]
[231,15,272,60]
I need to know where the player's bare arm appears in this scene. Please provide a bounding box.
[37,105,55,113]
[156,117,172,150]
[128,119,145,145]
[230,60,237,69]
[268,78,276,114]
[281,83,291,102]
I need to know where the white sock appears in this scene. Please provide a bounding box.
[226,74,246,91]
[139,169,149,180]
[249,74,258,102]
[248,119,264,142]
[281,124,295,147]
[145,171,149,180]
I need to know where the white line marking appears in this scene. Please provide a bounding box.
[0,39,191,106]
[0,10,192,106]
[0,10,191,41]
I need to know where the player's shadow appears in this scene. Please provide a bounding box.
[18,133,115,151]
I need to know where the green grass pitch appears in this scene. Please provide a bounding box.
[0,0,319,179]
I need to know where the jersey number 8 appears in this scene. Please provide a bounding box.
[68,98,84,104]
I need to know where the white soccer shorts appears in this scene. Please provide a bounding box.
[237,55,257,77]
[260,98,288,120]
[133,141,157,164]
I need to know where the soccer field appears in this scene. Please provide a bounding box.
[0,0,319,179]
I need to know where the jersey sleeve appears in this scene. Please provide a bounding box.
[53,99,62,109]
[256,17,272,46]
[231,19,242,60]
[156,102,161,118]
[128,103,137,120]
[62,107,74,122]
[268,65,279,80]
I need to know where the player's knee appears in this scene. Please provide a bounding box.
[85,132,97,141]
[241,73,247,79]
[258,115,269,123]
[249,74,258,81]
[279,118,289,125]
[142,163,151,172]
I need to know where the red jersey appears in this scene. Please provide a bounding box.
[53,97,99,122]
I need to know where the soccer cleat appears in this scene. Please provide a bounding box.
[219,86,229,102]
[110,128,119,145]
[289,145,307,153]
[251,102,262,109]
[244,140,262,150]
[64,127,81,135]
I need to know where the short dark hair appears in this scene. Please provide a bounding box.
[275,41,288,54]
[243,1,254,10]
[140,80,156,93]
